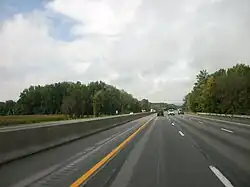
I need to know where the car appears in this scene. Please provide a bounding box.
[178,109,184,114]
[157,110,164,116]
[167,109,175,115]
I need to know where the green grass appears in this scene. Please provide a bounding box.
[0,114,113,127]
[0,115,67,127]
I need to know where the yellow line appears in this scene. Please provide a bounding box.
[70,117,154,187]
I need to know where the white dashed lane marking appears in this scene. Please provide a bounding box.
[221,128,234,133]
[178,131,185,136]
[209,165,234,187]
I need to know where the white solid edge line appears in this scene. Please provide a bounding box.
[178,131,184,136]
[221,128,234,133]
[209,165,234,187]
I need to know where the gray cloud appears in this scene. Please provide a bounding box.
[0,0,250,103]
[189,0,250,71]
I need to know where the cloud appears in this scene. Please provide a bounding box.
[0,0,250,103]
[0,11,72,98]
[47,0,142,36]
[189,0,250,71]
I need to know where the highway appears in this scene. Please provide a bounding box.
[0,113,250,187]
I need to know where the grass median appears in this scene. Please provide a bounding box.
[0,115,68,127]
[0,114,114,127]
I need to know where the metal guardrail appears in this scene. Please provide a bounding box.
[197,112,250,119]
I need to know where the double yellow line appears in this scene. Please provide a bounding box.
[70,116,154,187]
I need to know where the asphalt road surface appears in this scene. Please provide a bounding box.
[0,113,250,187]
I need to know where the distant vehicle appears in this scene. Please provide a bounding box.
[157,110,164,116]
[178,109,184,114]
[167,109,175,115]
[150,109,156,112]
[129,112,134,115]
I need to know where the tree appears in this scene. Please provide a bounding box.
[61,95,76,118]
[183,63,250,115]
[140,99,150,111]
[1,81,144,117]
[0,100,16,115]
[195,70,209,87]
[0,102,4,115]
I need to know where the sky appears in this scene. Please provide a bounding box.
[0,0,250,103]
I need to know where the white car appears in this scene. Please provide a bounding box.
[168,109,175,115]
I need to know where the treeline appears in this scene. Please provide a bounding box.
[0,81,150,117]
[150,102,179,111]
[183,64,250,115]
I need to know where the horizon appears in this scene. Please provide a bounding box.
[1,0,250,103]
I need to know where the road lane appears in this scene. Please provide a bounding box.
[0,115,154,187]
[187,114,250,138]
[171,115,250,187]
[87,114,249,187]
[70,116,154,187]
[179,115,250,153]
[191,114,250,126]
[1,114,250,187]
[178,116,250,152]
[110,116,224,187]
